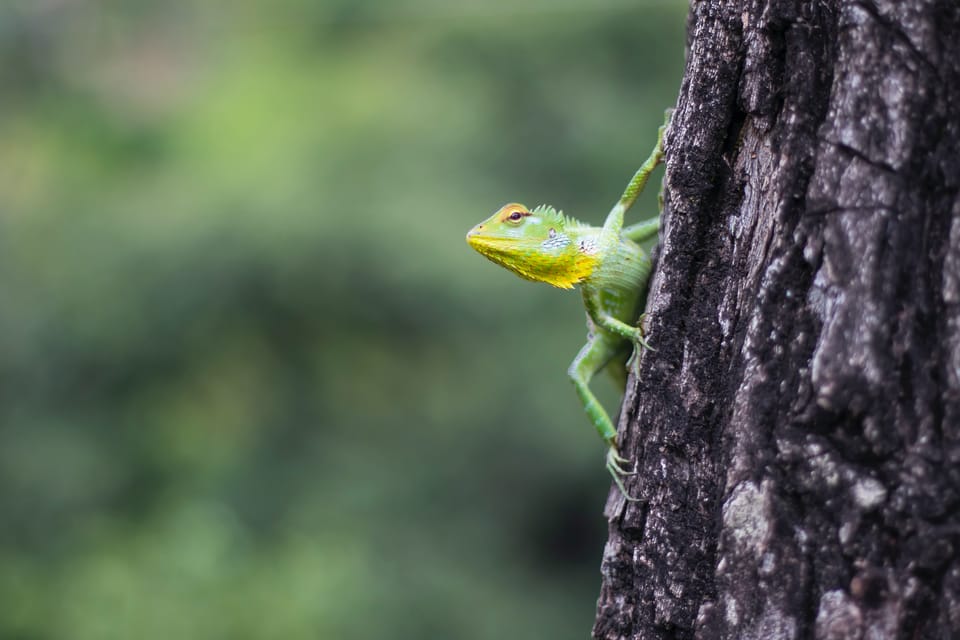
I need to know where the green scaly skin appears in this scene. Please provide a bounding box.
[466,111,669,501]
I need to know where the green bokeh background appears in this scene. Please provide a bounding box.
[0,2,685,637]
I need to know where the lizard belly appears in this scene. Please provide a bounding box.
[582,239,651,335]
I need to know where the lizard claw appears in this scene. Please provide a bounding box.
[606,445,640,501]
[626,314,655,376]
[634,313,655,352]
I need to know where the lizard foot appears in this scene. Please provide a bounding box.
[626,314,654,376]
[606,445,640,502]
[633,313,654,352]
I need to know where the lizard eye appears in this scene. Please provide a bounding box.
[508,211,524,222]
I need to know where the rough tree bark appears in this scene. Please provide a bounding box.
[593,1,960,638]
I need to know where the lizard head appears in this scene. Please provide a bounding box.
[466,203,598,289]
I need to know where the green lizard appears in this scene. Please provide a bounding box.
[465,114,668,500]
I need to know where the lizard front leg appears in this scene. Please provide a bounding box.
[568,335,638,501]
[623,217,660,244]
[599,109,671,241]
[583,294,653,352]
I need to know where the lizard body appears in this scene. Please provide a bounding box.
[466,114,668,500]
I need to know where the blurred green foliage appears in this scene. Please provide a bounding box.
[0,1,685,637]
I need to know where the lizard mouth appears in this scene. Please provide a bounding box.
[465,228,509,253]
[466,225,492,246]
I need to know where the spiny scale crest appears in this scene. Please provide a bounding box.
[531,204,584,230]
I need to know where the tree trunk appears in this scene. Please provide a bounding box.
[593,1,960,638]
